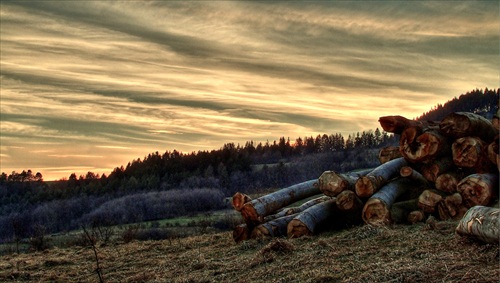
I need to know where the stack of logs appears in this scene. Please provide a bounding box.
[231,111,499,243]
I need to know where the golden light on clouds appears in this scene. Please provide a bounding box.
[0,1,498,180]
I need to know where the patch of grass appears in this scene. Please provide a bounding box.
[0,223,498,282]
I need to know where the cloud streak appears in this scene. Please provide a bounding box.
[1,1,498,180]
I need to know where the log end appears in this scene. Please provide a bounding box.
[355,177,375,198]
[233,224,251,243]
[232,192,252,211]
[319,171,349,197]
[287,219,313,238]
[407,210,425,224]
[362,198,391,226]
[250,225,272,240]
[240,202,262,226]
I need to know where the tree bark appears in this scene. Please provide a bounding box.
[417,189,447,213]
[251,214,298,239]
[456,206,500,244]
[233,224,251,243]
[240,179,320,225]
[400,127,450,163]
[231,192,252,212]
[378,115,436,135]
[287,198,339,238]
[263,195,330,222]
[440,112,497,142]
[336,190,364,211]
[420,156,455,183]
[361,177,414,226]
[435,171,466,194]
[437,193,467,221]
[319,168,372,197]
[355,157,407,198]
[378,146,403,164]
[457,173,499,208]
[452,136,494,172]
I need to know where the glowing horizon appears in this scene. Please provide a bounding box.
[1,1,498,181]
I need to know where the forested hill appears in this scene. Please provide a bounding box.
[0,88,497,243]
[417,88,498,121]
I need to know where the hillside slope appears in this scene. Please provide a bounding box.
[1,222,498,282]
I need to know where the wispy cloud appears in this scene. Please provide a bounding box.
[1,1,498,180]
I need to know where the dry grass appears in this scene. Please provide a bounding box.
[0,222,498,283]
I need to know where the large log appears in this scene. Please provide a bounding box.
[251,214,298,239]
[417,189,447,213]
[361,177,414,226]
[355,157,407,198]
[318,168,372,197]
[457,173,499,207]
[420,156,455,182]
[452,136,494,172]
[263,195,330,222]
[287,198,339,238]
[437,193,467,221]
[231,192,252,211]
[456,206,500,244]
[378,146,403,164]
[378,115,436,134]
[399,127,450,163]
[240,179,320,225]
[440,112,497,142]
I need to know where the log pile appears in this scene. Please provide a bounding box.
[231,111,499,243]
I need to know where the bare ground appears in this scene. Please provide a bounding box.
[0,221,498,283]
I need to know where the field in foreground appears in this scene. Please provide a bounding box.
[0,221,498,283]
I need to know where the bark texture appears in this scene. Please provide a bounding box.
[440,112,497,142]
[456,206,500,244]
[251,214,297,239]
[240,179,320,225]
[263,195,330,222]
[287,198,339,238]
[355,157,407,198]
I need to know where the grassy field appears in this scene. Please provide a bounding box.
[0,220,498,283]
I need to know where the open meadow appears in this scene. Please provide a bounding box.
[0,221,498,283]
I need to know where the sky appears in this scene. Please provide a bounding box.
[1,1,499,181]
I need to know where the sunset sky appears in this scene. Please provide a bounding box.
[1,1,499,181]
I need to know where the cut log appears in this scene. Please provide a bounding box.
[251,214,297,239]
[240,179,320,225]
[335,190,364,211]
[233,224,251,243]
[390,199,420,224]
[420,156,455,182]
[263,195,330,222]
[407,210,425,224]
[231,192,252,211]
[452,136,494,172]
[378,115,436,134]
[318,169,372,197]
[400,127,450,163]
[355,157,407,198]
[440,112,497,142]
[437,193,467,221]
[435,171,466,194]
[417,189,447,213]
[457,173,499,207]
[456,206,500,244]
[378,146,403,164]
[361,177,414,226]
[287,198,338,238]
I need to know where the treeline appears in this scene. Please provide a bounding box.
[0,88,497,243]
